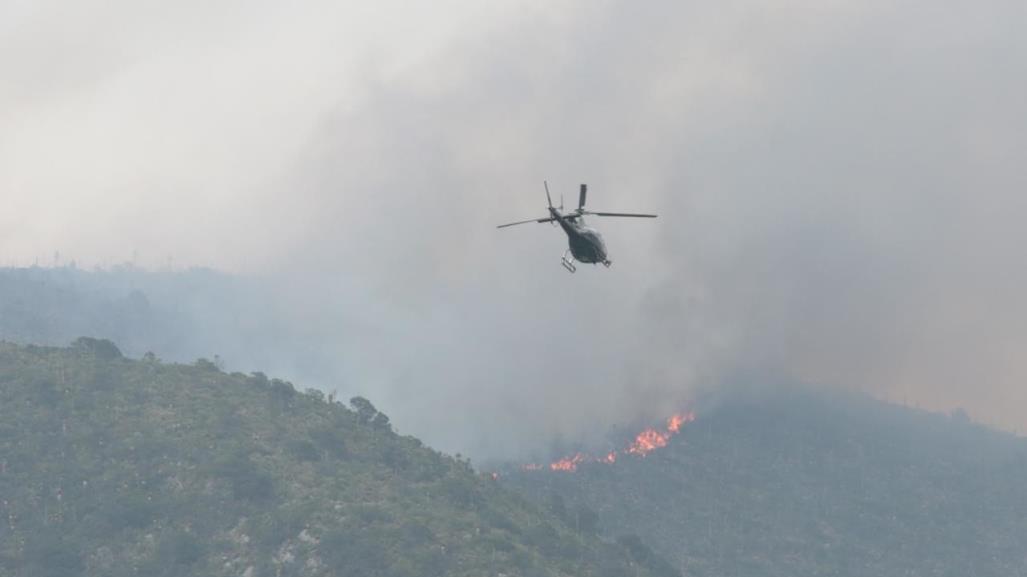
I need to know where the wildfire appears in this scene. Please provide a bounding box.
[549,453,587,472]
[525,410,695,473]
[667,411,695,433]
[627,428,670,455]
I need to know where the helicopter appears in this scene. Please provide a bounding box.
[497,181,657,272]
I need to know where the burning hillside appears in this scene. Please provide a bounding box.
[523,411,695,472]
[503,390,1027,577]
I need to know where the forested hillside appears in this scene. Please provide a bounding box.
[0,340,675,577]
[7,266,1027,576]
[504,389,1027,577]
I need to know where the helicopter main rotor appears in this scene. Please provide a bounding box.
[496,182,657,229]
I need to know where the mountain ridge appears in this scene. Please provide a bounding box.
[0,339,675,577]
[502,387,1027,577]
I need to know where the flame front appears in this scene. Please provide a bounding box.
[667,411,695,433]
[627,428,670,455]
[525,410,695,472]
[550,453,586,472]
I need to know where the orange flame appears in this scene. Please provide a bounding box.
[667,411,696,433]
[524,410,696,472]
[627,428,670,455]
[550,453,586,472]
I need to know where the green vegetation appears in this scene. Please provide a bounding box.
[504,389,1027,576]
[9,267,1025,575]
[0,340,673,577]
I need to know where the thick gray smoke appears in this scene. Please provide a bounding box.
[3,0,1026,457]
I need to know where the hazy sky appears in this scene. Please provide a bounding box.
[3,0,1026,457]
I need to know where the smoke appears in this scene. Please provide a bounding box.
[3,0,1026,457]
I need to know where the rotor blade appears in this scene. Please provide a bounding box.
[544,180,553,209]
[497,216,556,229]
[579,184,587,210]
[587,212,658,218]
[497,212,579,228]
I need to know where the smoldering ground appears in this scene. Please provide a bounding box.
[2,0,1026,458]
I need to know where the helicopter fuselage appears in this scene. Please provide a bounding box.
[551,209,609,265]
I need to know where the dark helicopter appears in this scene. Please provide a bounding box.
[498,182,657,272]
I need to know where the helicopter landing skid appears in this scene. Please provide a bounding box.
[561,252,577,273]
